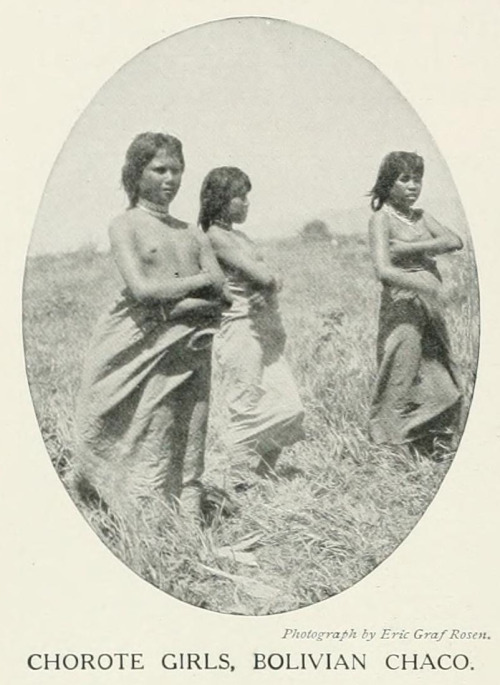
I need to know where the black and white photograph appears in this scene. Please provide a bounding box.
[3,0,499,681]
[21,16,480,616]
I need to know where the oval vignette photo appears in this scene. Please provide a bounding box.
[23,17,479,615]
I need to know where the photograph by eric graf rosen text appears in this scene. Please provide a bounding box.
[2,1,499,683]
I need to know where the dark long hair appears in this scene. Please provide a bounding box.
[198,167,252,231]
[121,132,185,207]
[369,151,424,211]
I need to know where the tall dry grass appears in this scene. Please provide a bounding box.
[23,236,479,614]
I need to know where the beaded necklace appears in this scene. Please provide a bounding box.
[383,203,418,226]
[136,199,172,222]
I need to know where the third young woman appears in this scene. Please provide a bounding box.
[368,151,463,454]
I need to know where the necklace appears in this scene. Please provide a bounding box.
[136,199,172,221]
[383,203,417,226]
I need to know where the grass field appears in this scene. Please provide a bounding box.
[23,235,479,615]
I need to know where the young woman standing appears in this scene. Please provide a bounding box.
[74,132,228,523]
[368,151,463,453]
[199,167,304,486]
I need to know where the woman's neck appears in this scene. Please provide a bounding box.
[136,197,172,220]
[212,218,233,231]
[385,201,415,220]
[385,200,414,217]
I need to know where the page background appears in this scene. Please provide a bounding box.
[1,1,498,682]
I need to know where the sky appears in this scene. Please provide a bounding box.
[29,17,468,254]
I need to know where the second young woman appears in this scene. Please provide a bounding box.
[199,167,304,485]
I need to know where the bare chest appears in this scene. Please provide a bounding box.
[135,223,201,276]
[388,215,433,243]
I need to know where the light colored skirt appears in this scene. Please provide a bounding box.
[214,316,304,460]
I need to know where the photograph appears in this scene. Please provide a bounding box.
[22,16,479,616]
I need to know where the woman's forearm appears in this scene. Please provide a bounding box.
[391,236,462,257]
[378,265,440,295]
[168,296,222,319]
[130,272,215,303]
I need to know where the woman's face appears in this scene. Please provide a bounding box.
[138,148,184,206]
[388,171,422,209]
[228,192,249,224]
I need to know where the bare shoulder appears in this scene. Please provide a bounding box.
[233,227,253,244]
[187,223,211,247]
[206,224,235,248]
[108,210,137,243]
[419,210,447,232]
[209,227,253,256]
[368,211,392,253]
[368,209,389,232]
[420,209,441,226]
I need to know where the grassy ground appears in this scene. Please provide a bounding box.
[23,236,479,615]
